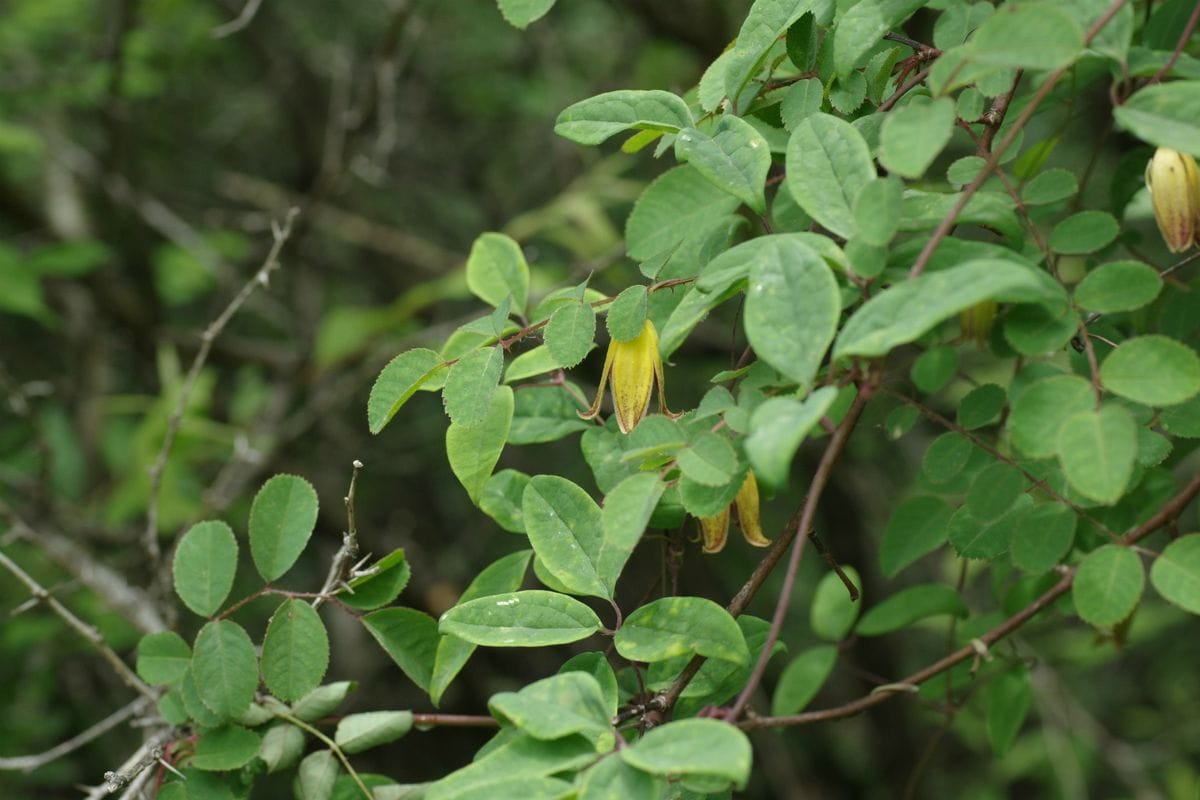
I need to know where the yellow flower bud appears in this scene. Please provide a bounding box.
[733,470,770,547]
[579,319,672,434]
[697,471,771,554]
[699,506,730,554]
[1145,147,1200,253]
[959,300,996,344]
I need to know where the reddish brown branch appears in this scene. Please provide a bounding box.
[742,472,1200,730]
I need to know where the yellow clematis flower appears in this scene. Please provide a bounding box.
[579,319,672,434]
[1145,147,1200,253]
[699,471,772,553]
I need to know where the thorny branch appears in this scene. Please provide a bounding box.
[143,208,300,581]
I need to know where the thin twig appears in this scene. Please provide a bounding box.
[268,704,372,800]
[211,0,266,38]
[410,713,500,728]
[908,0,1130,278]
[723,381,874,721]
[1146,0,1200,85]
[144,208,299,575]
[0,547,157,702]
[0,697,151,772]
[742,472,1200,729]
[314,460,364,610]
[82,729,173,800]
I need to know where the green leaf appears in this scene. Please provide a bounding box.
[771,645,837,716]
[785,113,875,238]
[261,599,329,702]
[578,756,664,800]
[544,302,596,369]
[966,462,1025,521]
[297,750,339,800]
[879,495,954,577]
[192,620,258,721]
[948,497,1030,560]
[879,96,955,179]
[559,652,619,718]
[497,0,556,29]
[180,669,225,727]
[605,285,648,342]
[259,723,306,773]
[986,666,1031,757]
[1003,303,1080,356]
[1021,168,1078,205]
[439,590,602,647]
[834,259,1064,359]
[744,236,841,388]
[446,384,514,505]
[335,711,413,754]
[723,0,819,100]
[599,472,665,594]
[555,90,693,146]
[1049,210,1119,254]
[781,78,824,130]
[443,345,505,427]
[191,725,261,771]
[465,232,529,314]
[430,551,532,705]
[481,469,531,533]
[810,567,861,641]
[489,672,614,751]
[1073,544,1144,627]
[1009,374,1095,458]
[853,177,903,246]
[626,166,742,261]
[966,2,1084,70]
[834,0,926,76]
[292,682,356,722]
[505,346,559,383]
[522,475,608,598]
[173,520,238,618]
[363,608,439,693]
[910,346,958,393]
[368,348,446,434]
[745,386,838,490]
[958,384,1006,430]
[137,631,192,685]
[1010,504,1077,574]
[510,384,590,445]
[620,718,751,790]
[427,733,595,800]
[855,584,967,636]
[676,431,738,487]
[1074,261,1162,313]
[339,549,411,610]
[921,432,974,484]
[1100,336,1200,407]
[247,474,319,583]
[1151,534,1200,614]
[615,596,749,665]
[675,116,770,213]
[1113,81,1200,158]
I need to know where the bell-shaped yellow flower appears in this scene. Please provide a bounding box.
[699,471,771,553]
[579,319,672,434]
[1145,147,1200,253]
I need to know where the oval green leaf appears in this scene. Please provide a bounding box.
[438,590,602,647]
[1072,544,1144,627]
[249,474,319,583]
[173,520,239,618]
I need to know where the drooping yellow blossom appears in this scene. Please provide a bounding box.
[579,319,672,434]
[959,299,996,344]
[699,471,771,553]
[1145,147,1200,253]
